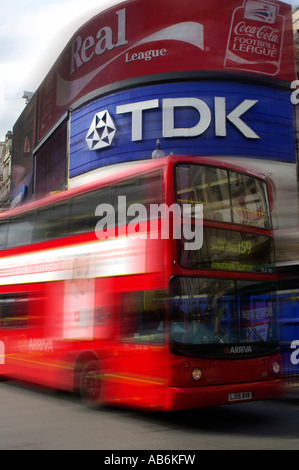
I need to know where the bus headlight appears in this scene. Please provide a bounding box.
[191,367,202,381]
[272,362,280,374]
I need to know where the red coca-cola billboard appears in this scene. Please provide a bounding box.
[37,0,295,142]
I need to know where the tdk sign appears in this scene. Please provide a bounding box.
[86,97,259,150]
[69,81,295,178]
[115,97,259,141]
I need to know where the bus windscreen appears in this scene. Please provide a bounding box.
[170,277,278,357]
[175,163,271,229]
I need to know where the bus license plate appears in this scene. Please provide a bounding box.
[228,391,252,402]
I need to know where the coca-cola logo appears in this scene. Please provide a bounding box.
[234,21,279,42]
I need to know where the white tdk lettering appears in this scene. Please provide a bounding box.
[163,97,211,137]
[116,97,260,141]
[71,8,128,74]
[214,97,259,139]
[117,100,159,141]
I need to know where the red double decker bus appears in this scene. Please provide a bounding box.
[0,155,281,410]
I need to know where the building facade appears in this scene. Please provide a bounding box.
[0,131,12,210]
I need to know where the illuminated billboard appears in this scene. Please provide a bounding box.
[37,0,295,142]
[69,80,296,178]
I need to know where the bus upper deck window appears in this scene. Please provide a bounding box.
[176,164,231,223]
[229,172,271,229]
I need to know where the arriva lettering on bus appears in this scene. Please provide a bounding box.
[230,346,253,354]
[28,338,54,353]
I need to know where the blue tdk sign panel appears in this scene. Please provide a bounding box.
[69,81,295,178]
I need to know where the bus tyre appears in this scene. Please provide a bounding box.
[79,360,103,407]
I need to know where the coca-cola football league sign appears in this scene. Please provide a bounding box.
[225,0,286,76]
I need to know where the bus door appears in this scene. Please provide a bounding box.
[0,287,47,380]
[113,289,168,409]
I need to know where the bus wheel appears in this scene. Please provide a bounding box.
[79,360,103,407]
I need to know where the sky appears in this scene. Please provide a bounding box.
[0,0,120,141]
[0,0,297,141]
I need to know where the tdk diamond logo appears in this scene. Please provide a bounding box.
[86,110,116,150]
